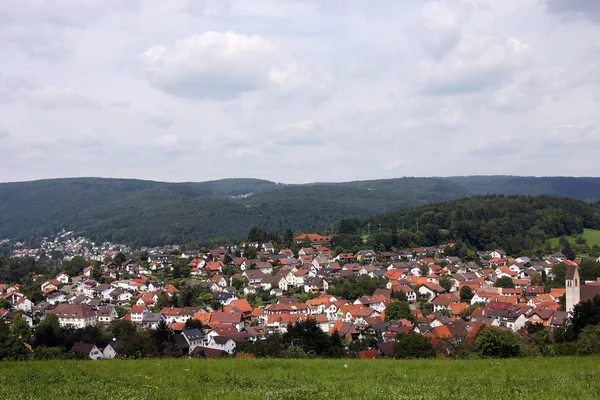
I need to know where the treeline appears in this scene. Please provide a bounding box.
[337,195,600,255]
[0,314,205,361]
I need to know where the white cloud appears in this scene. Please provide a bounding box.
[139,31,280,100]
[410,1,465,58]
[1,0,600,182]
[417,36,530,94]
[549,122,600,145]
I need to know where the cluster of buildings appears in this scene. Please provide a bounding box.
[2,232,600,359]
[10,230,132,262]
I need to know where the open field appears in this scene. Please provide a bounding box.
[1,357,599,400]
[549,228,600,248]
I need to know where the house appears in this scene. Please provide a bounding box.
[55,272,70,284]
[102,340,122,359]
[261,242,276,253]
[130,305,149,324]
[14,297,34,312]
[418,283,446,300]
[205,336,237,354]
[142,313,165,330]
[430,293,460,312]
[70,342,103,360]
[51,304,96,328]
[97,306,118,323]
[181,329,204,354]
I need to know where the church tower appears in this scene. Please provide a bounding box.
[565,265,580,313]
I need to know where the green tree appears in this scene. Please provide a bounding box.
[473,327,521,358]
[385,301,413,322]
[460,286,473,302]
[184,319,203,331]
[394,333,436,359]
[439,275,453,292]
[576,325,600,355]
[283,319,331,356]
[153,319,175,357]
[571,294,600,337]
[494,276,515,289]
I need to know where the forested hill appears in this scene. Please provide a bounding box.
[446,176,600,201]
[0,177,468,246]
[351,195,600,256]
[1,176,600,247]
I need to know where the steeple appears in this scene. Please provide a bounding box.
[565,265,580,313]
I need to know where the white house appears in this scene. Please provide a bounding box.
[205,336,237,354]
[52,304,96,328]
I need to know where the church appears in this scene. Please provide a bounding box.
[565,265,600,313]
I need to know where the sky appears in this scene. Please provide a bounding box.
[1,0,599,184]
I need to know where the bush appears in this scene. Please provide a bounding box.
[576,325,600,356]
[395,333,436,359]
[473,327,521,358]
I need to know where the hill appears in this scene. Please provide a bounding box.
[0,357,598,399]
[0,177,468,246]
[446,176,600,201]
[356,195,600,255]
[2,175,600,247]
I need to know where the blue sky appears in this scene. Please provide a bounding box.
[1,0,599,183]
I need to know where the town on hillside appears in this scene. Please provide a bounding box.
[1,230,600,360]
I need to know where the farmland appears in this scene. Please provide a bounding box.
[1,357,599,400]
[549,228,600,248]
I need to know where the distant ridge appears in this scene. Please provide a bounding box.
[1,175,600,246]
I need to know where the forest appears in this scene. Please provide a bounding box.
[2,176,600,247]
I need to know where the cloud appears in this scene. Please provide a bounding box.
[0,0,141,60]
[0,78,99,109]
[546,0,600,23]
[548,122,600,145]
[417,36,530,95]
[139,31,280,100]
[0,129,9,139]
[410,1,465,58]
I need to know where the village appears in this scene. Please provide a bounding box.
[1,231,600,360]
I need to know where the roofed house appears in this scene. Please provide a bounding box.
[70,342,103,360]
[51,304,96,328]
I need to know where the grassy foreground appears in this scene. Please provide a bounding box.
[1,357,599,400]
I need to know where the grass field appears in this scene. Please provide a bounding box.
[549,228,600,248]
[1,357,599,400]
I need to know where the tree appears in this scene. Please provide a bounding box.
[576,325,600,356]
[460,286,473,302]
[153,319,175,357]
[283,319,331,356]
[530,272,543,287]
[571,294,600,336]
[494,276,515,289]
[473,327,521,358]
[155,293,170,311]
[439,275,453,292]
[419,264,430,277]
[184,319,203,331]
[114,252,127,265]
[394,333,435,359]
[325,330,346,358]
[384,301,413,322]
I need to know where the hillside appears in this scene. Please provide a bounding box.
[356,195,600,255]
[446,176,600,201]
[2,176,600,247]
[0,177,468,246]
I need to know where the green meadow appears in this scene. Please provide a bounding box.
[1,357,599,400]
[549,228,600,249]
